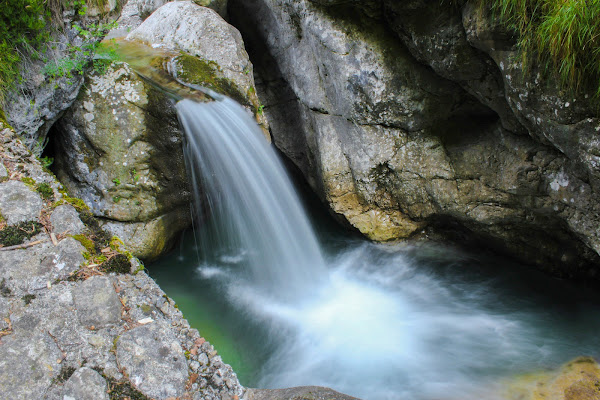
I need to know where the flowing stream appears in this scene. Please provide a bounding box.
[151,98,600,400]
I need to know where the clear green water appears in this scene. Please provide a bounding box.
[149,212,600,400]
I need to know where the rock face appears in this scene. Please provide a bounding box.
[62,367,110,400]
[52,61,190,260]
[0,125,245,400]
[505,357,600,400]
[116,322,189,399]
[2,1,120,152]
[0,180,43,225]
[229,0,600,277]
[53,0,267,260]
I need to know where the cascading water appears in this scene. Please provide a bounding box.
[150,97,600,400]
[176,98,325,301]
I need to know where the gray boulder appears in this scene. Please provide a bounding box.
[116,322,188,399]
[50,204,86,235]
[0,180,43,225]
[62,367,110,400]
[72,276,122,328]
[53,61,190,260]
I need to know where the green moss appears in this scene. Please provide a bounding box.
[133,263,145,274]
[0,220,43,247]
[139,304,152,314]
[71,234,96,254]
[174,53,250,107]
[100,253,130,274]
[56,195,90,212]
[78,210,113,252]
[20,176,35,186]
[36,182,54,200]
[0,107,12,130]
[21,294,35,305]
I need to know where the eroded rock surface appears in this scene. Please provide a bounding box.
[53,62,190,260]
[230,0,600,276]
[62,367,110,400]
[116,322,189,399]
[0,125,244,400]
[54,0,268,260]
[0,180,43,225]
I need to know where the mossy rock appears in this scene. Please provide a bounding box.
[173,53,250,107]
[100,253,130,274]
[0,220,43,247]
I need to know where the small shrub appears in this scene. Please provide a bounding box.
[39,156,54,169]
[0,220,43,247]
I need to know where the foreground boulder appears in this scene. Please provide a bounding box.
[505,357,600,400]
[0,124,244,400]
[230,0,600,277]
[53,1,267,260]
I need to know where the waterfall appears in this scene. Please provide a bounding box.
[176,98,325,301]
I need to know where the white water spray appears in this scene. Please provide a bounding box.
[176,98,325,301]
[172,98,600,400]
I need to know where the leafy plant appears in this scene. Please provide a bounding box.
[0,0,49,104]
[39,156,54,169]
[43,20,118,81]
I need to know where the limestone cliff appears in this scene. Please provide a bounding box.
[229,0,600,278]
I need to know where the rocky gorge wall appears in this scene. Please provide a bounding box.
[228,0,600,278]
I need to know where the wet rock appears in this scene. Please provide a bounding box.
[0,180,43,225]
[50,204,86,235]
[53,62,190,260]
[127,1,253,102]
[505,357,600,400]
[126,0,268,133]
[72,276,122,328]
[245,386,360,400]
[62,367,109,400]
[116,322,188,399]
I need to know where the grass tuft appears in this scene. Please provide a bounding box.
[489,0,600,99]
